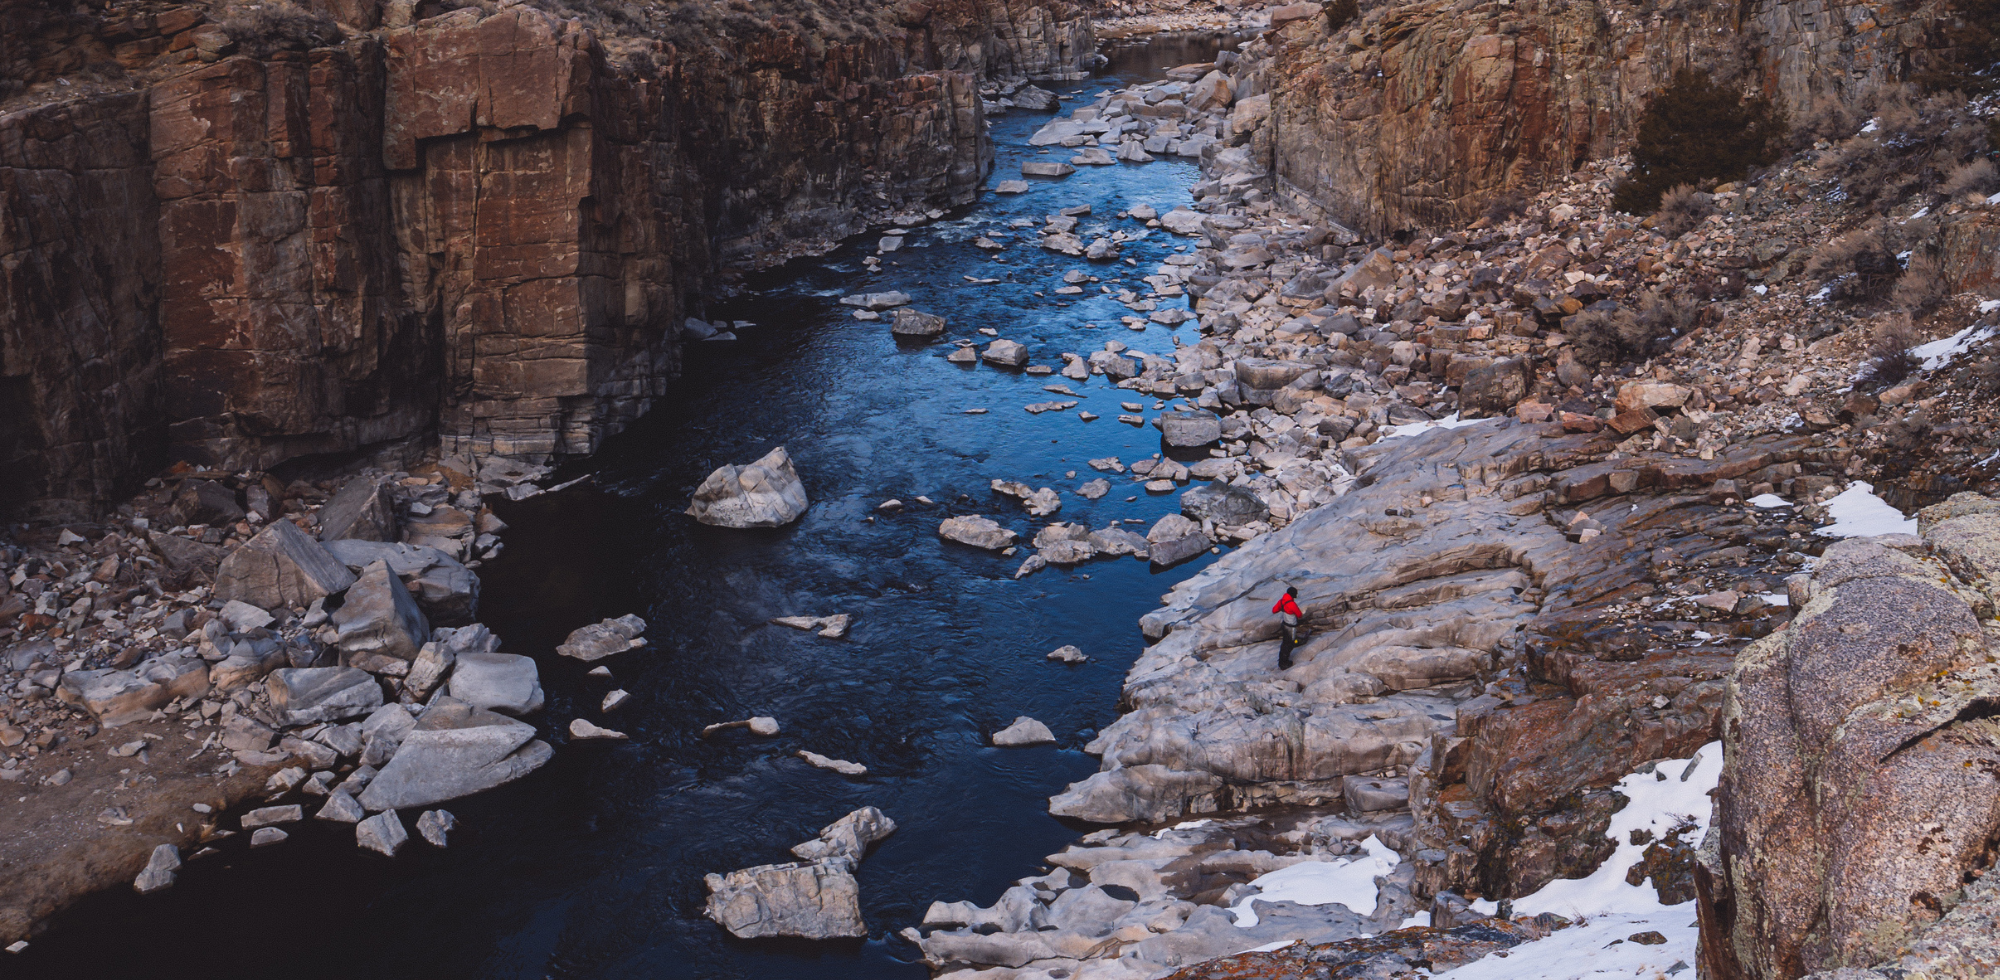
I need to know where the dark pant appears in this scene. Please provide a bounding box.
[1278,622,1299,671]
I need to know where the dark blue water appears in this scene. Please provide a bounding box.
[26,37,1229,980]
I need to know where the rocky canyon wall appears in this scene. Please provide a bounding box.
[1253,0,1954,238]
[0,0,1091,518]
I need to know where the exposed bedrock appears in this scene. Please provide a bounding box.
[1697,510,2000,980]
[1058,419,1832,901]
[1252,0,1954,238]
[0,0,1092,518]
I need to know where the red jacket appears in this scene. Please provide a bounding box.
[1273,594,1301,619]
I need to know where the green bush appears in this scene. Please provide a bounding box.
[1611,70,1786,215]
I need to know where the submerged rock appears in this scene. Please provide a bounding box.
[687,447,810,528]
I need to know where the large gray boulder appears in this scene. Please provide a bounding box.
[318,473,397,542]
[1181,484,1270,525]
[446,652,544,716]
[555,614,647,661]
[687,447,810,528]
[1702,521,2000,978]
[331,560,430,673]
[357,698,552,810]
[1145,514,1211,568]
[214,519,356,610]
[267,667,383,727]
[324,540,479,624]
[992,717,1057,747]
[982,339,1030,368]
[704,862,866,939]
[168,479,243,527]
[1160,410,1223,447]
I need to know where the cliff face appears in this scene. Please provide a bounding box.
[0,0,1091,517]
[1256,0,1951,238]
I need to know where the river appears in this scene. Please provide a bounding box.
[28,34,1234,980]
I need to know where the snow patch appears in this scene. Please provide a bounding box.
[1229,835,1399,928]
[1154,819,1212,838]
[1757,591,1790,607]
[1910,322,1998,371]
[1748,494,1792,508]
[1816,481,1918,538]
[1442,743,1721,979]
[1376,413,1499,442]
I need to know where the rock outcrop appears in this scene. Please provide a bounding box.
[0,0,1094,518]
[1697,512,2000,979]
[1249,0,1955,236]
[705,807,898,939]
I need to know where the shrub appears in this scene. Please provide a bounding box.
[1324,0,1360,32]
[1612,70,1786,215]
[1815,86,1995,209]
[1862,316,1920,385]
[1915,0,2000,94]
[1892,254,1951,313]
[1942,158,1999,198]
[1565,294,1685,368]
[1653,183,1713,237]
[223,2,342,56]
[1807,224,1901,303]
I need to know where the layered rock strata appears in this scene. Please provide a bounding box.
[0,0,1092,518]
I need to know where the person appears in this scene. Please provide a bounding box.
[1272,585,1302,670]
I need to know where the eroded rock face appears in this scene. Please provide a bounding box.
[1698,521,2000,979]
[1260,0,1951,236]
[0,0,1093,517]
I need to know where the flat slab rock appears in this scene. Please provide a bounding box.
[556,614,647,661]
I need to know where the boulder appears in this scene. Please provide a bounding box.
[1146,514,1211,568]
[1160,208,1207,235]
[358,703,419,767]
[357,810,408,857]
[168,479,244,527]
[556,614,647,661]
[1701,522,2000,977]
[1071,147,1115,166]
[1020,160,1075,178]
[1181,484,1270,525]
[132,844,180,895]
[1048,765,1225,824]
[323,540,479,624]
[1160,410,1223,447]
[1187,70,1233,111]
[994,180,1031,194]
[267,667,383,727]
[799,750,868,776]
[982,339,1030,367]
[1613,381,1692,415]
[317,474,397,542]
[569,718,628,740]
[1234,358,1313,390]
[58,653,210,727]
[317,791,366,823]
[992,717,1057,747]
[1460,358,1528,414]
[1047,645,1089,663]
[330,560,431,672]
[446,652,544,716]
[939,516,1017,550]
[789,806,898,870]
[890,308,947,338]
[705,861,866,939]
[214,519,356,609]
[357,699,552,810]
[687,447,810,528]
[417,809,456,847]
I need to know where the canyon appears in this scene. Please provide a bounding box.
[2,0,1999,978]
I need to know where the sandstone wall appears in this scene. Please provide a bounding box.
[1258,0,1951,238]
[0,0,1092,516]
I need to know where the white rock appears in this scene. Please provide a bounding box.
[570,718,628,740]
[687,447,810,528]
[357,810,408,857]
[799,750,867,776]
[992,716,1057,747]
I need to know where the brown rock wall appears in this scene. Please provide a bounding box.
[0,0,1087,515]
[0,92,163,520]
[1261,0,1951,238]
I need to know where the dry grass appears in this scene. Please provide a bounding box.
[1811,85,1994,211]
[1565,290,1693,368]
[1862,316,1921,386]
[222,1,343,57]
[1942,159,1998,198]
[1806,223,1902,303]
[1653,183,1713,237]
[1892,254,1951,313]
